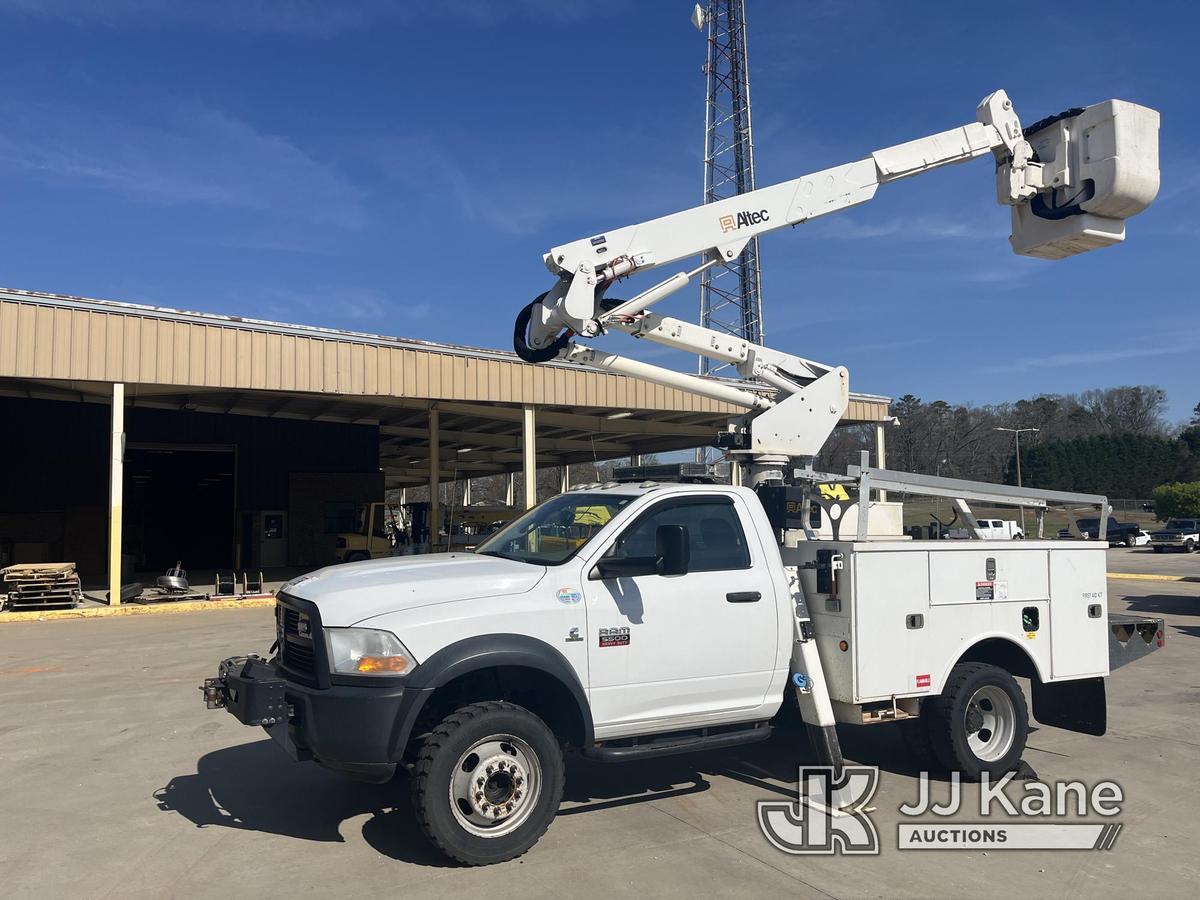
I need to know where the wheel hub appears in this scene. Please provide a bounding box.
[450,734,542,838]
[468,753,528,820]
[964,685,1016,762]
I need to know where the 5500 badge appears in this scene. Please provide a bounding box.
[599,626,630,648]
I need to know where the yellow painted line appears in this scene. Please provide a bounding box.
[1107,572,1200,583]
[0,596,275,624]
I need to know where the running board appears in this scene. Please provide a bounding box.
[581,723,773,763]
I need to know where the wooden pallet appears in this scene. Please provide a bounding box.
[4,562,81,610]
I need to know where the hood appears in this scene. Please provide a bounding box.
[281,553,547,627]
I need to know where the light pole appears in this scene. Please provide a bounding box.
[936,458,948,523]
[996,427,1039,530]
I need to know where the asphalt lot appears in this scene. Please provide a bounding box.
[1106,544,1200,577]
[1,566,1197,899]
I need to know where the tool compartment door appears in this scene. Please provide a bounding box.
[927,548,1049,607]
[852,549,930,701]
[1048,548,1110,678]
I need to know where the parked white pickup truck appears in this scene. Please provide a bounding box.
[202,480,1163,865]
[946,518,1024,540]
[1149,518,1200,553]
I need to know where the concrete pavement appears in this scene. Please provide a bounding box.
[0,581,1196,899]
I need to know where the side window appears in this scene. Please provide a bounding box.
[608,498,752,572]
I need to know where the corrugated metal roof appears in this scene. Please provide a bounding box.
[0,286,890,423]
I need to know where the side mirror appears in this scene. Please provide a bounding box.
[655,524,690,576]
[592,555,659,579]
[590,524,691,580]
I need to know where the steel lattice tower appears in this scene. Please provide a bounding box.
[697,0,764,375]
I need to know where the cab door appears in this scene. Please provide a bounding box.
[582,494,778,731]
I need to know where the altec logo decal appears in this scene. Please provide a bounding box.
[719,209,770,233]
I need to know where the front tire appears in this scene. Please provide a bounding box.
[924,663,1028,781]
[1186,538,1196,553]
[411,701,564,866]
[1124,535,1136,548]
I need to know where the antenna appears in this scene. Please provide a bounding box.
[695,0,765,371]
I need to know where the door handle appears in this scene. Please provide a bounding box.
[726,591,761,603]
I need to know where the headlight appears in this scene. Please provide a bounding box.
[324,627,416,676]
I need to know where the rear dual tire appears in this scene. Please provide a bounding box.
[911,663,1029,781]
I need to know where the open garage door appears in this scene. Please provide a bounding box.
[125,444,236,571]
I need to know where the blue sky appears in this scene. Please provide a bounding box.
[1,1,1195,420]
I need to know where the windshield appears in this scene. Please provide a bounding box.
[1165,520,1195,530]
[475,492,635,566]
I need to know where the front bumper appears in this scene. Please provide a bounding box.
[202,654,409,781]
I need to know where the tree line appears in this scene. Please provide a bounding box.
[818,387,1199,497]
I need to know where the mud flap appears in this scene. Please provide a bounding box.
[1032,676,1106,736]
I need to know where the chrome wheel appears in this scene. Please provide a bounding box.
[964,685,1016,762]
[449,734,542,838]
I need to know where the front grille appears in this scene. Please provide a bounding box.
[283,638,315,673]
[277,597,321,683]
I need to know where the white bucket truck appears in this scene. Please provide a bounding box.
[202,91,1163,865]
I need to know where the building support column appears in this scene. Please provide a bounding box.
[559,465,570,494]
[462,477,472,507]
[108,383,125,606]
[428,408,440,545]
[522,405,537,509]
[505,472,515,507]
[874,422,888,502]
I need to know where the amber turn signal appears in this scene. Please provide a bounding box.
[356,655,411,674]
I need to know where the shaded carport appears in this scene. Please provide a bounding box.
[0,288,891,604]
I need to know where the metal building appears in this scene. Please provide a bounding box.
[0,288,891,602]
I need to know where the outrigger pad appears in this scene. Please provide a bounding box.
[1032,676,1106,737]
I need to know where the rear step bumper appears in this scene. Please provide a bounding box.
[1108,613,1165,671]
[581,723,772,763]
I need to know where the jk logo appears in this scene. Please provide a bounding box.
[757,766,880,855]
